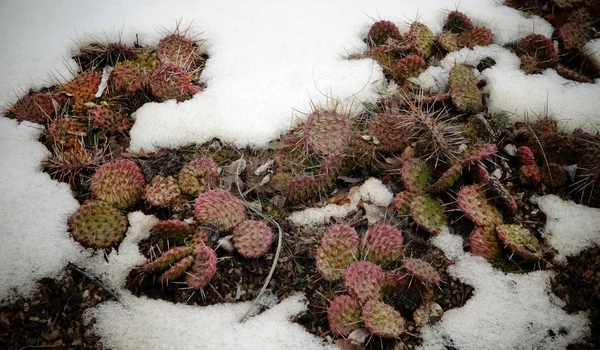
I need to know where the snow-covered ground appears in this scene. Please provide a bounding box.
[1,0,599,349]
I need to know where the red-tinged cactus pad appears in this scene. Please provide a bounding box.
[69,200,128,249]
[285,175,320,202]
[517,34,558,70]
[394,191,417,215]
[541,163,567,189]
[555,64,594,83]
[444,11,473,34]
[496,224,543,261]
[194,189,246,231]
[10,91,60,124]
[90,105,131,133]
[316,225,360,281]
[303,110,352,155]
[192,228,209,245]
[186,245,217,290]
[232,220,274,258]
[385,271,410,291]
[393,55,427,80]
[402,257,441,287]
[362,225,404,265]
[362,300,406,338]
[558,22,592,51]
[63,73,101,113]
[436,31,460,52]
[110,60,151,93]
[407,22,435,58]
[520,164,542,186]
[367,20,402,46]
[470,226,502,262]
[327,295,363,336]
[457,184,503,228]
[429,164,462,193]
[91,159,145,209]
[367,113,407,153]
[156,34,199,70]
[485,177,518,216]
[159,255,194,284]
[344,261,384,303]
[140,246,194,274]
[149,220,194,238]
[145,175,182,207]
[517,146,535,165]
[178,157,219,196]
[410,195,448,235]
[460,143,497,166]
[401,158,433,194]
[47,117,87,145]
[449,64,482,113]
[467,27,493,48]
[319,153,344,181]
[150,63,191,102]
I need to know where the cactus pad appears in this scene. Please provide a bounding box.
[394,191,417,215]
[367,20,402,46]
[285,175,320,202]
[69,200,128,249]
[344,261,384,303]
[145,175,182,207]
[385,271,410,291]
[159,255,195,284]
[496,224,542,261]
[517,146,535,165]
[368,113,406,153]
[470,226,502,262]
[232,220,274,258]
[460,143,497,166]
[402,257,441,287]
[407,22,435,58]
[150,63,191,102]
[362,300,406,338]
[47,117,87,146]
[520,164,542,186]
[457,184,503,228]
[541,163,567,189]
[327,295,363,336]
[10,91,59,124]
[401,158,433,194]
[444,11,473,34]
[186,245,217,290]
[436,31,460,52]
[90,159,145,209]
[316,225,359,281]
[140,246,194,274]
[194,189,246,231]
[156,34,198,69]
[110,60,151,93]
[63,73,101,113]
[149,220,194,239]
[178,157,219,196]
[517,34,558,70]
[393,55,427,80]
[362,225,404,265]
[410,195,448,235]
[467,27,493,48]
[90,105,131,133]
[449,64,482,113]
[429,164,462,193]
[303,110,352,155]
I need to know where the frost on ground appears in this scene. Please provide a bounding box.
[414,44,600,133]
[0,118,84,303]
[288,178,393,226]
[532,195,600,259]
[422,230,590,350]
[84,292,334,350]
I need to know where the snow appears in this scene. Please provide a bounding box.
[584,38,600,69]
[532,195,600,259]
[288,178,393,226]
[423,229,590,350]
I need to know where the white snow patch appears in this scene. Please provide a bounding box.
[423,230,590,350]
[288,178,393,226]
[584,38,600,69]
[84,292,334,350]
[0,117,83,303]
[531,195,600,258]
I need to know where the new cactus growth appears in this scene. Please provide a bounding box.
[367,20,402,46]
[457,184,503,228]
[449,64,482,113]
[470,226,502,262]
[149,220,194,239]
[70,200,128,249]
[496,224,543,261]
[402,257,441,287]
[407,22,435,58]
[410,195,448,235]
[401,158,433,194]
[186,245,217,290]
[444,11,473,34]
[362,225,404,265]
[232,220,274,258]
[303,110,352,155]
[361,300,406,338]
[316,225,359,281]
[145,176,183,207]
[150,63,191,102]
[327,295,363,336]
[344,261,384,303]
[90,159,145,209]
[460,143,497,167]
[517,34,558,71]
[178,157,219,196]
[193,189,246,231]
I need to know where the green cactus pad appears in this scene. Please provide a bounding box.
[457,184,503,228]
[362,225,404,265]
[449,64,482,113]
[316,225,359,281]
[70,200,128,249]
[410,195,448,235]
[327,295,363,336]
[436,31,460,52]
[362,300,406,338]
[401,158,433,194]
[394,191,417,215]
[470,226,502,262]
[407,22,435,58]
[429,164,462,193]
[344,261,384,303]
[496,224,543,261]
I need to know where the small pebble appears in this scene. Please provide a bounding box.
[82,290,89,299]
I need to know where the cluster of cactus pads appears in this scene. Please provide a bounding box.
[316,224,442,338]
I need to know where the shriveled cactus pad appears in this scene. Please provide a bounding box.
[139,246,194,274]
[232,220,274,258]
[145,175,182,207]
[316,225,359,281]
[402,257,441,286]
[90,159,145,209]
[362,300,406,338]
[70,200,128,249]
[186,245,217,290]
[362,225,404,265]
[178,157,219,196]
[327,295,362,336]
[344,261,384,303]
[194,189,246,231]
[457,184,503,228]
[303,110,352,155]
[496,224,543,261]
[410,195,448,235]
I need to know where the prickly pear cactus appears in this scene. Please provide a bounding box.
[145,175,182,207]
[186,245,217,290]
[139,246,194,274]
[159,255,194,284]
[63,72,101,113]
[362,300,406,338]
[394,191,417,215]
[520,164,542,186]
[90,105,131,133]
[47,117,87,146]
[470,226,502,262]
[367,113,407,153]
[467,27,493,48]
[150,63,191,102]
[193,189,246,231]
[444,11,473,34]
[517,34,558,71]
[70,200,128,249]
[558,22,591,51]
[156,34,199,70]
[402,257,441,287]
[362,225,404,265]
[303,110,352,155]
[457,184,503,228]
[149,220,194,239]
[410,195,448,235]
[90,159,145,209]
[449,64,482,113]
[232,220,274,258]
[178,157,219,196]
[316,225,359,281]
[344,261,384,303]
[9,91,60,124]
[407,22,435,58]
[367,20,402,46]
[393,55,427,80]
[110,60,151,93]
[460,143,497,166]
[541,162,567,189]
[327,295,363,336]
[436,31,460,52]
[496,224,543,261]
[401,158,433,194]
[429,164,462,193]
[285,175,320,202]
